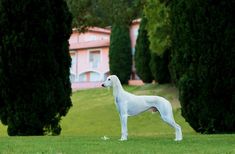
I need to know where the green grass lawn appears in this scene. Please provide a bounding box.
[0,84,235,154]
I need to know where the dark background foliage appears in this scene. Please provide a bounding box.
[170,0,235,133]
[109,24,132,84]
[150,49,171,84]
[134,16,153,83]
[0,0,72,135]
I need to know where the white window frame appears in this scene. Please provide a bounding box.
[88,49,102,69]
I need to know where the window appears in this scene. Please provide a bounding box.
[70,54,76,74]
[89,50,101,68]
[79,72,100,82]
[79,73,87,82]
[90,72,100,81]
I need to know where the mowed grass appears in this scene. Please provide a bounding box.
[0,135,234,154]
[0,84,235,154]
[61,84,191,137]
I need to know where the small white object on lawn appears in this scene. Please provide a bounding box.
[101,136,110,140]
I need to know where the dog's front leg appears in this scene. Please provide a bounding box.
[120,114,128,141]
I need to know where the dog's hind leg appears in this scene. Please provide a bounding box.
[161,114,182,141]
[174,122,182,141]
[155,100,182,141]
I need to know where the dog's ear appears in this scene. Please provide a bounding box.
[110,75,114,80]
[110,75,117,86]
[110,75,115,82]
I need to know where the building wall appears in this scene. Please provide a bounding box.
[129,20,141,80]
[69,30,110,45]
[78,32,109,43]
[69,27,110,84]
[130,20,140,54]
[69,20,141,89]
[70,47,109,82]
[69,31,79,44]
[76,47,109,78]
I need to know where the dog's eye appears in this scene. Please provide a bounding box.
[108,78,110,81]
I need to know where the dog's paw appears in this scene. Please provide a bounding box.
[119,138,127,141]
[174,138,183,141]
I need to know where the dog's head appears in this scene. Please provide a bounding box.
[101,75,118,88]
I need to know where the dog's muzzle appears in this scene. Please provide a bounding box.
[101,83,105,87]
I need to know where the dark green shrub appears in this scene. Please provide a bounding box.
[171,0,235,133]
[134,16,153,83]
[0,0,72,135]
[144,0,172,84]
[109,24,132,84]
[150,49,171,84]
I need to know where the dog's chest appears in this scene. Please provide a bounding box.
[115,97,126,113]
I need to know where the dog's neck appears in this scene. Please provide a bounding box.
[112,78,124,98]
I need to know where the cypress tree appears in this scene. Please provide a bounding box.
[0,0,72,135]
[134,16,153,83]
[171,0,235,133]
[144,0,171,84]
[109,24,132,84]
[150,49,171,84]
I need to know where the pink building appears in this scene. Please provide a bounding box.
[69,19,142,90]
[129,19,141,80]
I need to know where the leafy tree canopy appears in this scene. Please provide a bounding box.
[144,0,171,55]
[66,0,145,31]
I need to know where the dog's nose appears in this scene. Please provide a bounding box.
[101,83,105,87]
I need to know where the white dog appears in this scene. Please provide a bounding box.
[101,75,182,141]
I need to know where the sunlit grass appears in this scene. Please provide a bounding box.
[0,84,234,154]
[0,135,234,154]
[60,84,192,137]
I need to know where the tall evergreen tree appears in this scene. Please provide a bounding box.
[109,24,132,84]
[144,0,172,84]
[134,16,153,83]
[0,0,72,135]
[150,49,171,84]
[170,0,235,133]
